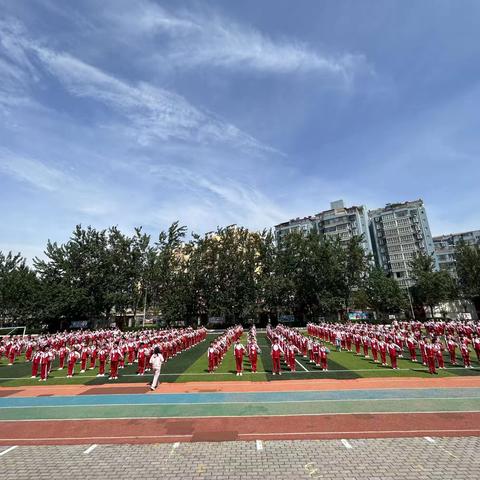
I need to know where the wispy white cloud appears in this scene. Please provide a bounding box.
[105,1,369,78]
[0,148,67,192]
[146,163,288,228]
[0,148,118,217]
[0,16,279,154]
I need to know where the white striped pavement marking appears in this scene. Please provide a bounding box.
[0,446,17,456]
[83,444,98,454]
[341,439,353,449]
[169,442,180,456]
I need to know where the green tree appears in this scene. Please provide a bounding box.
[0,252,40,327]
[455,239,480,313]
[409,253,456,318]
[360,267,408,320]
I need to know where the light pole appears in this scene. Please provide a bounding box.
[142,288,147,328]
[405,285,415,320]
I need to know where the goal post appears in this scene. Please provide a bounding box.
[0,326,27,338]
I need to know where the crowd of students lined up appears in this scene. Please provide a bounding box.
[0,327,207,381]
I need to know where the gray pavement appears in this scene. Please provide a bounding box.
[0,436,479,480]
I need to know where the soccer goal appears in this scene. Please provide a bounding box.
[0,326,27,338]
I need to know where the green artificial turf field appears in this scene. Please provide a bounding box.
[1,331,479,387]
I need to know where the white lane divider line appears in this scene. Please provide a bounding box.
[83,444,98,454]
[256,440,264,451]
[424,436,435,443]
[0,446,18,456]
[341,439,353,449]
[295,358,309,372]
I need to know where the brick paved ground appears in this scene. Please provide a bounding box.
[0,436,479,480]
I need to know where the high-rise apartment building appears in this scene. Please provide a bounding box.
[274,200,373,256]
[433,230,480,276]
[368,199,436,287]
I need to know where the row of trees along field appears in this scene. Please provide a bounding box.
[1,222,479,330]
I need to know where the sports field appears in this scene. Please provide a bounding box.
[1,331,479,387]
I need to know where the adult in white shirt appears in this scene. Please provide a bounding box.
[149,347,165,391]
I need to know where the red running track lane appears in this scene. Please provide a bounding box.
[1,413,479,445]
[4,376,480,397]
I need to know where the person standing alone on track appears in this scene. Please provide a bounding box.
[149,346,164,391]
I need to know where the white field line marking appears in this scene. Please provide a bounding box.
[341,439,353,449]
[0,445,17,456]
[242,428,480,437]
[256,439,264,450]
[1,410,479,423]
[424,436,435,443]
[83,444,97,454]
[1,428,479,443]
[1,396,479,409]
[295,358,309,372]
[3,364,478,380]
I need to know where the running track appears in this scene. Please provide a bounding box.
[0,377,479,445]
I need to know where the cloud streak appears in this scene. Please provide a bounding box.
[102,0,370,78]
[0,16,278,155]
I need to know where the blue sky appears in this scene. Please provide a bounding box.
[1,0,479,261]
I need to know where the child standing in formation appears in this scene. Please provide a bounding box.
[234,340,246,376]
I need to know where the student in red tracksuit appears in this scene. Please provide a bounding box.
[39,347,51,381]
[286,343,298,372]
[315,341,323,366]
[25,342,34,362]
[419,338,427,365]
[434,339,445,369]
[370,337,379,363]
[425,339,437,375]
[447,337,458,365]
[58,346,67,370]
[234,341,246,376]
[387,341,401,369]
[378,339,388,366]
[319,342,330,371]
[8,343,18,365]
[67,349,80,378]
[474,336,480,362]
[248,342,260,373]
[97,347,107,377]
[406,335,418,362]
[80,344,89,373]
[89,345,97,370]
[207,343,216,373]
[460,341,473,368]
[271,339,282,375]
[109,344,122,380]
[31,350,42,378]
[353,334,361,355]
[137,343,147,375]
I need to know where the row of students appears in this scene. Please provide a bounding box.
[207,325,243,373]
[307,321,479,373]
[8,327,207,381]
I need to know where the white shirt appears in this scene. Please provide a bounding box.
[149,353,164,370]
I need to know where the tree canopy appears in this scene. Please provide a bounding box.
[0,222,464,329]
